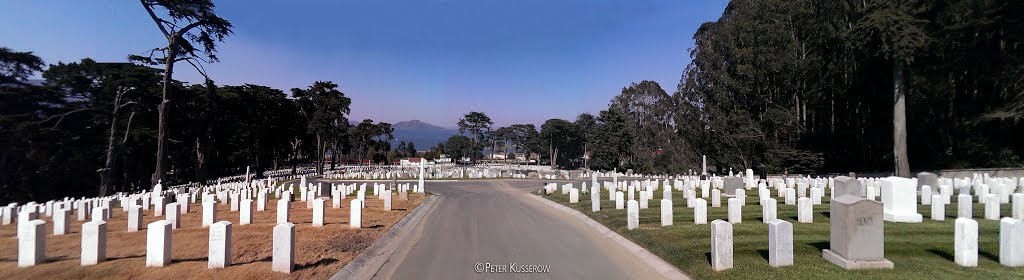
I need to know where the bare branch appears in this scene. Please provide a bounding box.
[140,0,171,39]
[122,110,136,144]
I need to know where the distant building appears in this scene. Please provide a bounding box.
[399,158,423,166]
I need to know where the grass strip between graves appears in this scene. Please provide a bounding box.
[541,186,1024,280]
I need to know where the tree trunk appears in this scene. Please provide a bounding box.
[152,45,177,188]
[316,134,323,175]
[893,61,910,177]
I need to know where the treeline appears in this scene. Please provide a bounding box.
[0,52,398,202]
[463,0,1023,176]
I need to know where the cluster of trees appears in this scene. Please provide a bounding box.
[448,0,1023,177]
[0,50,399,202]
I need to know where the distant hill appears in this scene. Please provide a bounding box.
[391,120,458,149]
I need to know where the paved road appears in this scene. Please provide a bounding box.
[367,179,670,280]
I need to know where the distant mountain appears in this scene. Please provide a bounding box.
[393,120,448,130]
[391,120,458,150]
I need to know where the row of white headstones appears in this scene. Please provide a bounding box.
[5,177,423,274]
[548,173,1024,271]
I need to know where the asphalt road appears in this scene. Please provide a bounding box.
[368,179,670,280]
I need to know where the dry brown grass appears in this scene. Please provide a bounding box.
[0,192,426,279]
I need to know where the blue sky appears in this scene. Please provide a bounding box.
[1,0,728,127]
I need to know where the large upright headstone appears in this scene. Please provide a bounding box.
[1000,218,1024,267]
[880,177,923,223]
[822,195,893,269]
[17,219,46,267]
[955,218,978,267]
[627,200,639,230]
[723,177,744,195]
[661,199,673,226]
[591,186,600,212]
[917,172,938,192]
[277,199,290,224]
[312,198,325,227]
[81,220,107,266]
[350,199,362,228]
[768,219,794,267]
[710,220,733,271]
[958,194,973,218]
[273,222,295,273]
[833,176,863,197]
[728,198,741,224]
[208,221,232,269]
[165,202,181,229]
[128,205,143,232]
[146,220,173,267]
[203,201,217,227]
[240,199,253,225]
[694,199,708,225]
[53,207,70,235]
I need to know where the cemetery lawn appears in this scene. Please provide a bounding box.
[542,188,1024,280]
[0,193,428,279]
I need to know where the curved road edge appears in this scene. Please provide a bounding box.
[330,194,443,280]
[527,194,693,280]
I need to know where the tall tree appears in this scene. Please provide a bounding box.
[0,47,44,85]
[135,0,233,187]
[457,111,492,160]
[292,81,352,174]
[851,0,929,177]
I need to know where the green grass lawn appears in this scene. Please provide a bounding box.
[542,186,1024,279]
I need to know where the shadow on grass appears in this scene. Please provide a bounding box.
[107,254,145,261]
[809,241,829,251]
[368,224,384,229]
[927,249,955,262]
[297,258,339,271]
[171,256,208,264]
[236,256,272,265]
[820,211,830,218]
[705,252,712,266]
[979,250,1000,262]
[757,249,770,262]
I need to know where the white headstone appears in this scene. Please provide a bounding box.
[955,218,978,267]
[694,199,708,225]
[1000,217,1024,267]
[880,177,922,222]
[81,220,107,266]
[18,219,46,267]
[165,202,180,229]
[627,200,639,230]
[145,220,172,267]
[128,205,143,232]
[661,199,673,226]
[350,199,362,228]
[208,221,232,269]
[240,199,253,225]
[711,189,721,207]
[921,185,933,205]
[203,201,217,227]
[768,219,793,267]
[383,190,392,211]
[312,198,325,227]
[931,195,945,221]
[986,194,1001,220]
[710,220,733,271]
[798,197,813,223]
[1014,193,1024,220]
[277,199,290,224]
[763,198,778,222]
[728,198,741,224]
[272,222,295,273]
[615,191,624,209]
[53,207,70,235]
[569,188,579,204]
[958,194,973,218]
[591,186,600,212]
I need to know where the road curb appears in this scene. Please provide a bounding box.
[528,194,693,280]
[330,194,441,280]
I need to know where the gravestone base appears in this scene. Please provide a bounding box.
[883,212,922,223]
[822,249,893,269]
